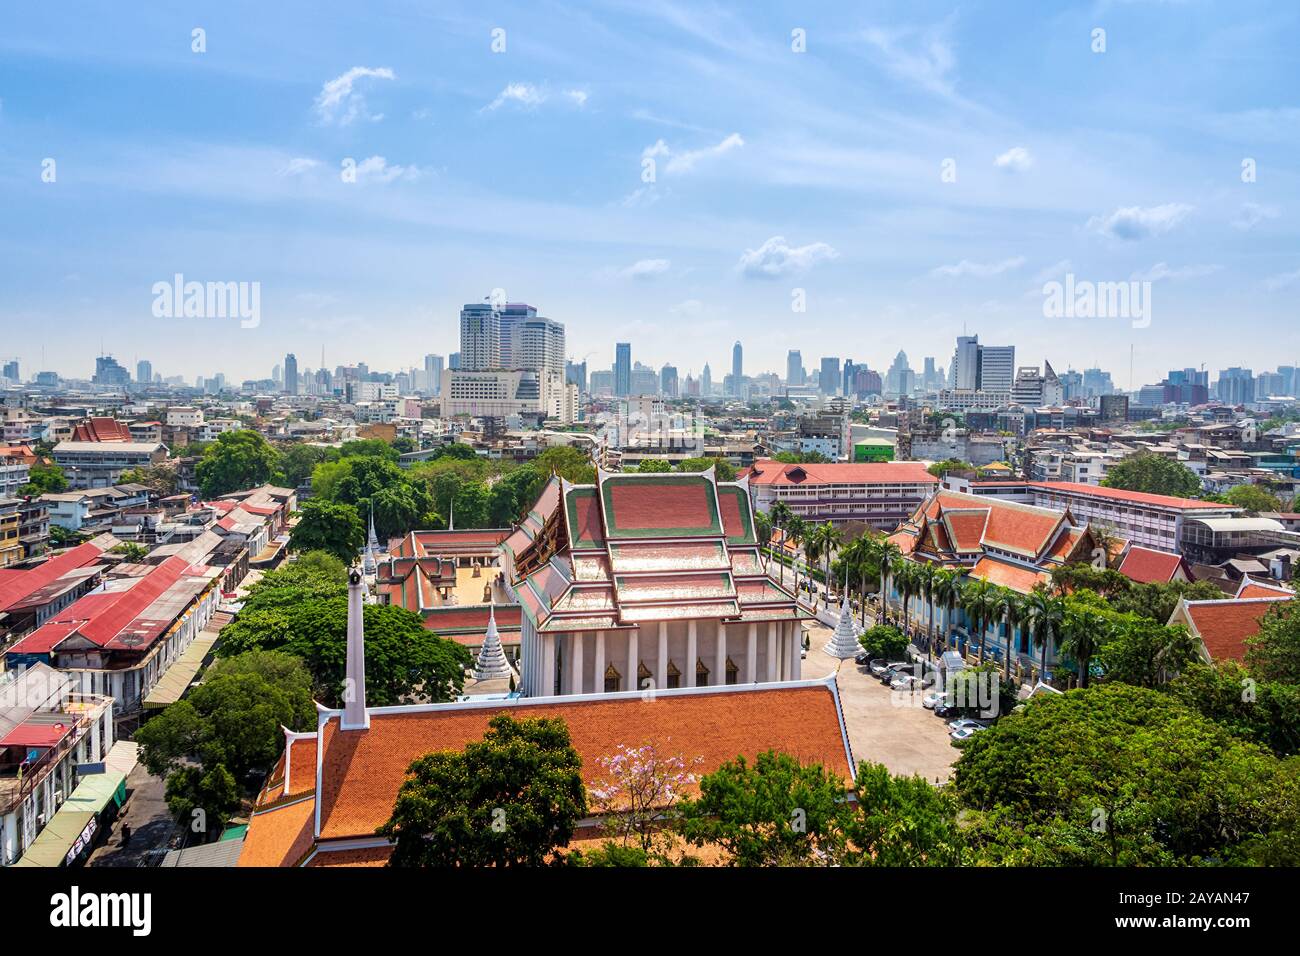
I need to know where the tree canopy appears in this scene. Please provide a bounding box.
[1101,451,1202,499]
[195,429,279,497]
[288,499,364,562]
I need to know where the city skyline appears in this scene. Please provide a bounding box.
[3,2,1298,384]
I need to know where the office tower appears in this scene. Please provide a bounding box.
[786,350,803,386]
[922,356,939,389]
[502,307,565,376]
[449,352,461,370]
[284,353,299,395]
[731,341,743,395]
[92,355,131,386]
[1082,367,1113,397]
[818,357,841,395]
[135,360,152,385]
[841,360,855,397]
[885,351,915,398]
[1216,368,1255,405]
[424,354,444,396]
[701,363,712,397]
[977,345,1016,392]
[459,303,501,370]
[272,363,282,386]
[953,336,980,389]
[615,343,632,396]
[566,359,588,392]
[2,360,18,382]
[1277,365,1296,397]
[660,364,679,398]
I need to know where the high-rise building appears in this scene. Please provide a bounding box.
[566,359,588,392]
[819,357,841,396]
[92,355,130,386]
[1216,368,1255,405]
[660,364,679,398]
[615,343,632,397]
[2,360,19,382]
[731,341,743,395]
[136,360,152,385]
[786,350,804,386]
[885,352,915,398]
[424,354,444,396]
[701,363,712,397]
[459,304,502,371]
[502,307,565,377]
[977,345,1016,393]
[449,352,461,370]
[1082,367,1113,397]
[284,353,299,395]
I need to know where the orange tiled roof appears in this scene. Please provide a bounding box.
[1184,598,1290,662]
[1118,545,1188,585]
[1235,578,1294,600]
[238,797,315,867]
[1028,481,1234,511]
[967,556,1050,594]
[746,458,937,486]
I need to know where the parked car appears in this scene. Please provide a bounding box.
[868,659,895,678]
[950,725,989,741]
[922,690,950,710]
[854,652,871,666]
[947,717,986,731]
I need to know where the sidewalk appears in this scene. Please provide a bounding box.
[88,763,179,867]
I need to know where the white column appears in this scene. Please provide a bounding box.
[543,634,556,696]
[715,624,726,686]
[657,621,668,689]
[594,630,606,693]
[766,623,778,681]
[571,632,584,695]
[627,626,639,692]
[686,620,698,687]
[746,623,758,683]
[789,622,801,680]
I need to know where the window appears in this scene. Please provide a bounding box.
[666,660,681,689]
[696,658,710,687]
[725,656,740,685]
[604,663,622,693]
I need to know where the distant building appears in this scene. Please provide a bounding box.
[91,356,130,387]
[135,360,152,385]
[747,458,939,531]
[283,353,299,395]
[615,343,632,397]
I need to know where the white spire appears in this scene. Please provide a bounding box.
[363,502,378,575]
[341,567,370,730]
[473,604,513,682]
[448,496,455,532]
[824,568,861,659]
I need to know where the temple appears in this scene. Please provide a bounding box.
[500,467,808,697]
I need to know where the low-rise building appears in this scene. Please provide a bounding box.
[52,441,167,489]
[747,458,939,531]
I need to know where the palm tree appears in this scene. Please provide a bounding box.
[914,562,937,656]
[893,559,922,639]
[769,501,793,584]
[996,588,1025,681]
[1024,588,1066,684]
[819,522,843,608]
[803,522,826,610]
[1060,602,1107,688]
[960,579,996,662]
[786,515,807,602]
[932,569,962,652]
[754,511,773,569]
[877,539,901,624]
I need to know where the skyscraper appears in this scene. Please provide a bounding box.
[459,303,501,371]
[701,363,712,397]
[951,335,1014,393]
[660,363,679,398]
[731,341,743,395]
[424,354,444,396]
[2,360,19,382]
[92,355,130,386]
[786,350,803,386]
[284,353,299,395]
[615,343,632,397]
[819,357,841,396]
[136,360,152,385]
[566,359,588,392]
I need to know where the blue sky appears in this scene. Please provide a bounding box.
[2,0,1298,387]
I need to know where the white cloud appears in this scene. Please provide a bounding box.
[314,66,395,125]
[670,299,705,316]
[484,83,589,111]
[862,23,956,97]
[620,258,671,279]
[1232,202,1280,231]
[737,236,838,279]
[278,157,320,177]
[353,155,421,184]
[642,133,744,175]
[1130,262,1221,282]
[994,146,1033,172]
[1087,203,1193,240]
[1030,259,1072,284]
[930,256,1025,278]
[1264,267,1300,292]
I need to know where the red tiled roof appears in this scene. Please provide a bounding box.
[1185,598,1290,662]
[1,719,76,749]
[1118,546,1187,585]
[604,477,718,536]
[70,417,132,443]
[0,537,111,613]
[967,557,1050,594]
[1028,481,1232,511]
[746,459,936,486]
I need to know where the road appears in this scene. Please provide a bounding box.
[88,763,179,867]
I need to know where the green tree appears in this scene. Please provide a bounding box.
[677,457,737,481]
[1101,451,1202,499]
[1107,578,1224,624]
[275,443,336,488]
[849,762,966,866]
[533,445,596,484]
[1167,661,1300,757]
[1244,599,1300,684]
[195,429,279,497]
[1218,484,1284,514]
[859,624,907,661]
[288,499,364,562]
[18,462,67,495]
[1094,613,1198,688]
[339,438,400,461]
[379,715,587,867]
[111,542,150,562]
[634,458,674,473]
[117,463,178,495]
[216,599,471,706]
[163,765,240,836]
[677,751,852,866]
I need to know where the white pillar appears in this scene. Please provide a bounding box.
[746,623,758,683]
[543,634,556,696]
[594,630,606,693]
[789,622,801,680]
[571,632,584,695]
[657,622,668,689]
[767,623,778,681]
[686,620,698,687]
[715,624,726,686]
[627,626,639,692]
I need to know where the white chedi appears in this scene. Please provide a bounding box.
[824,590,862,660]
[473,605,513,681]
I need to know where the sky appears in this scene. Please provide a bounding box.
[1,0,1298,389]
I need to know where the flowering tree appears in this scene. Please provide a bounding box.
[589,743,703,854]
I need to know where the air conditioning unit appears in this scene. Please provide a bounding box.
[53,790,64,804]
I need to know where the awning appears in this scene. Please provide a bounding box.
[12,741,138,867]
[143,630,221,709]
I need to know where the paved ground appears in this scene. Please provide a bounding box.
[88,763,179,867]
[803,623,957,784]
[451,565,506,605]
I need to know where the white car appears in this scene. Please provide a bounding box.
[947,717,985,731]
[950,725,988,741]
[922,690,950,710]
[890,673,922,692]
